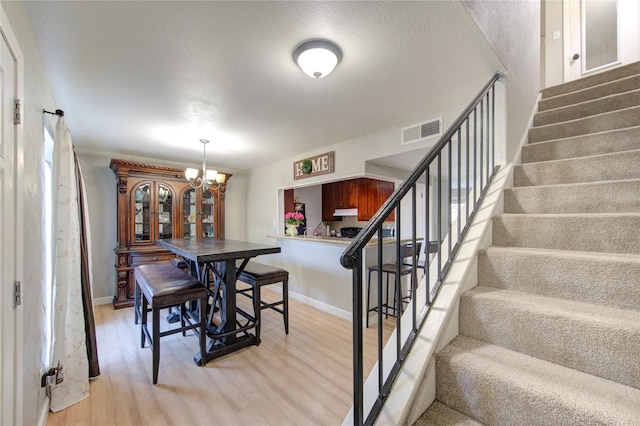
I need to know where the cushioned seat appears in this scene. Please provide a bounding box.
[134,257,191,324]
[237,262,289,338]
[134,262,207,384]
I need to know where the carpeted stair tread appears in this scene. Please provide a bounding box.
[538,74,640,112]
[492,213,640,254]
[413,401,482,426]
[534,89,640,127]
[478,246,640,311]
[504,178,640,214]
[435,336,640,426]
[415,63,640,426]
[514,149,640,186]
[541,61,640,98]
[521,126,640,163]
[528,105,640,143]
[460,286,640,389]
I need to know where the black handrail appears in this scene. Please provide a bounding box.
[341,73,501,425]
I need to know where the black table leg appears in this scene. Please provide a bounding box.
[193,258,258,365]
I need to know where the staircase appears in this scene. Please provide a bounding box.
[415,62,640,425]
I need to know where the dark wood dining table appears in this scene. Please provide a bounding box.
[155,238,281,364]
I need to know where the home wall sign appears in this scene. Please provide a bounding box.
[293,151,335,180]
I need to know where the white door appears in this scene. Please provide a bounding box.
[565,0,640,81]
[0,6,23,426]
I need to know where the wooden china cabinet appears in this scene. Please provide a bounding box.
[110,159,231,309]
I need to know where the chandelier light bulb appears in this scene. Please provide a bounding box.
[185,168,198,180]
[205,169,218,182]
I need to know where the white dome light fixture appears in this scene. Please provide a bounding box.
[293,39,342,79]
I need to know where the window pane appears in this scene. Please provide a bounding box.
[584,0,618,71]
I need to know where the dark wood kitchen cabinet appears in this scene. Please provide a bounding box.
[110,159,231,309]
[359,178,395,221]
[322,177,394,222]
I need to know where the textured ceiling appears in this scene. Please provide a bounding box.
[23,1,502,172]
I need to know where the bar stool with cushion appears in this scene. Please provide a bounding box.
[134,257,190,325]
[134,262,208,384]
[365,241,422,328]
[237,261,289,339]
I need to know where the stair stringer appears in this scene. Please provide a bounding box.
[369,165,512,426]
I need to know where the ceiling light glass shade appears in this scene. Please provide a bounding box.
[215,173,227,184]
[205,169,218,182]
[185,168,199,180]
[293,39,342,79]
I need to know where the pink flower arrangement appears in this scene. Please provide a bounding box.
[285,211,304,226]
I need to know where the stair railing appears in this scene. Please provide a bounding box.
[341,73,502,425]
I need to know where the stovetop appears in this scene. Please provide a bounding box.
[340,227,362,238]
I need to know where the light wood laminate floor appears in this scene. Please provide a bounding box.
[47,286,396,426]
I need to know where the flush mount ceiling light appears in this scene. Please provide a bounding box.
[293,39,342,79]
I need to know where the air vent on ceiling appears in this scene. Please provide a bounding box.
[401,117,442,145]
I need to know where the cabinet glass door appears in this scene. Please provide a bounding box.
[202,190,215,237]
[183,189,197,238]
[157,184,173,239]
[134,183,151,242]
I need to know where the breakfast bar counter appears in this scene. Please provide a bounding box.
[268,234,361,245]
[265,234,424,321]
[268,234,417,246]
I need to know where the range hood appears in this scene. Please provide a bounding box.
[333,208,358,217]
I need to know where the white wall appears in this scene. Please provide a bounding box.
[1,2,57,424]
[246,109,499,307]
[292,185,322,235]
[462,0,541,164]
[245,0,540,317]
[75,154,118,302]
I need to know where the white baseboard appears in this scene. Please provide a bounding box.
[94,289,352,320]
[93,296,113,306]
[36,396,49,426]
[274,286,352,321]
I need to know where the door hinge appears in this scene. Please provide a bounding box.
[14,99,21,125]
[14,281,21,306]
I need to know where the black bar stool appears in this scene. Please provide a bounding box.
[237,262,289,339]
[365,242,422,327]
[135,262,208,384]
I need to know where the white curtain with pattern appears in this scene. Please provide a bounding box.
[50,116,89,412]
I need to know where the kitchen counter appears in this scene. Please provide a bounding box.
[268,234,356,245]
[268,234,419,246]
[264,234,425,319]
